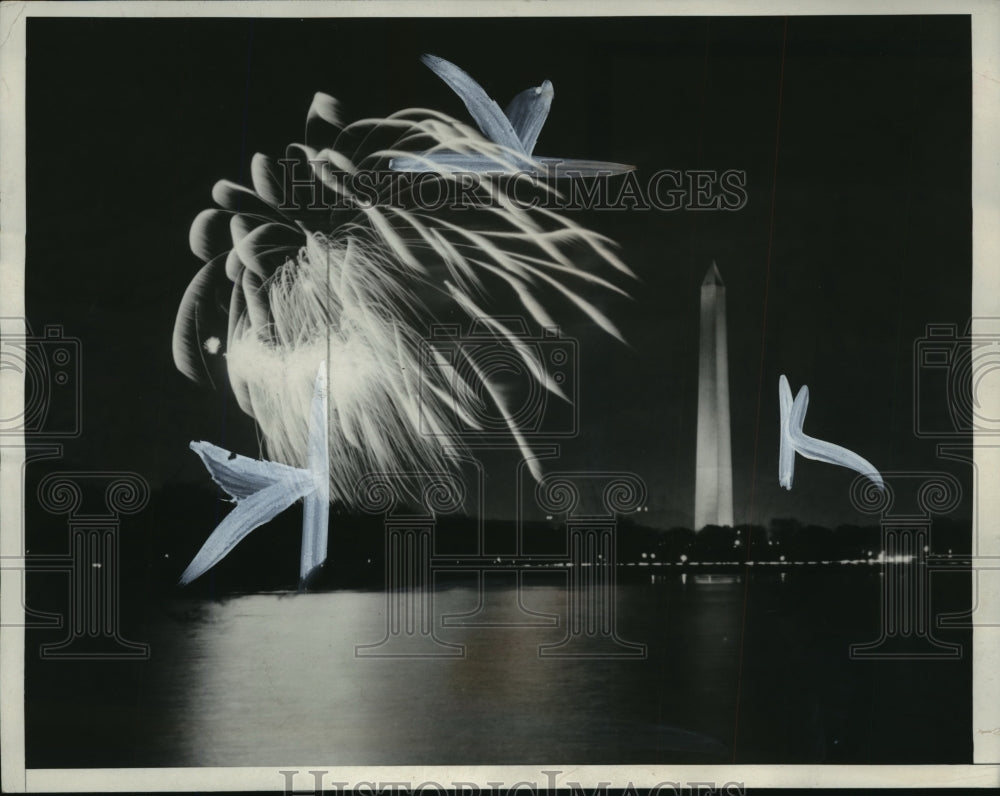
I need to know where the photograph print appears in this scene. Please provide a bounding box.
[2,2,998,791]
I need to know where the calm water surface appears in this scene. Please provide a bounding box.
[26,569,971,766]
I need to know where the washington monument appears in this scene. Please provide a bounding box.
[694,262,734,530]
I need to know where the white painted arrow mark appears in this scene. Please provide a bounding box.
[778,374,884,492]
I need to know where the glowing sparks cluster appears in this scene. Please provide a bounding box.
[173,69,634,508]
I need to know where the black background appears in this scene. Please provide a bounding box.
[26,15,971,535]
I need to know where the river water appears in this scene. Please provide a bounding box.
[26,568,972,766]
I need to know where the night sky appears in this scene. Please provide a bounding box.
[25,15,971,533]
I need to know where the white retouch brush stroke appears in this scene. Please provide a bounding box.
[179,363,330,586]
[778,374,885,492]
[388,55,635,176]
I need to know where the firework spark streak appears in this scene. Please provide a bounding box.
[172,59,635,584]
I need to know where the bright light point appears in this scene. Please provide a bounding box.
[641,552,647,559]
[923,545,930,553]
[680,554,688,563]
[203,336,221,355]
[650,553,656,560]
[545,515,553,521]
[734,539,742,547]
[779,555,786,562]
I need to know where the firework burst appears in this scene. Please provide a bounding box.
[173,57,635,583]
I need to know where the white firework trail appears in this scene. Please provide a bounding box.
[173,56,636,585]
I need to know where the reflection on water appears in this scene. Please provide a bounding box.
[26,570,972,766]
[175,580,730,765]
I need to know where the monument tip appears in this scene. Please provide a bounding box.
[703,261,725,287]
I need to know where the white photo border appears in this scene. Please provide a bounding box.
[1,0,998,791]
